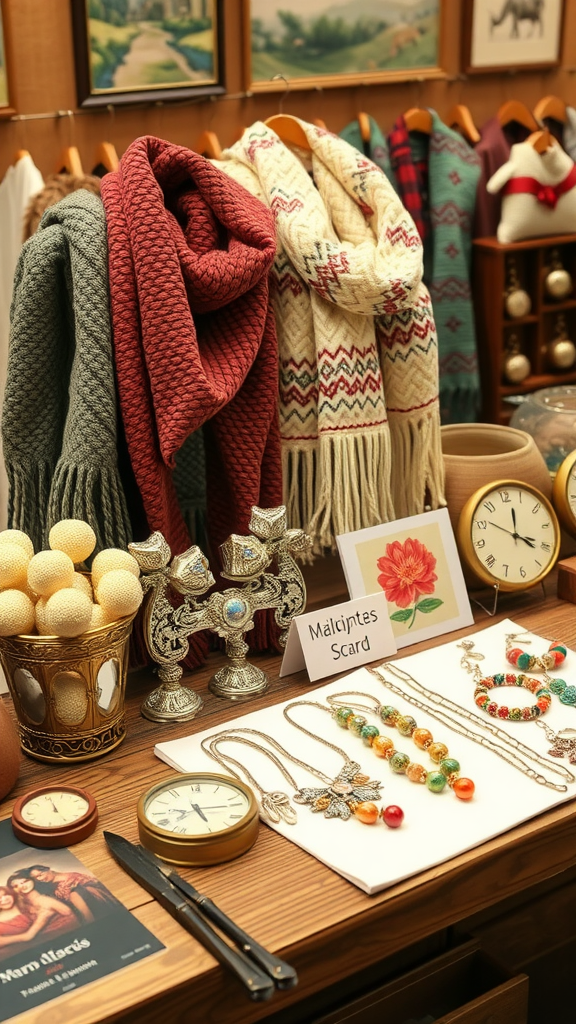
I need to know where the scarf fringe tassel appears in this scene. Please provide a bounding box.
[390,412,445,519]
[284,429,395,554]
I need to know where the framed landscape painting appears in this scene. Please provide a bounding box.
[0,0,15,118]
[71,0,224,107]
[463,0,565,73]
[243,0,445,92]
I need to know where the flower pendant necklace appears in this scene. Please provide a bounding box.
[202,720,383,824]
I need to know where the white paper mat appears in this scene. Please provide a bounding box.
[154,619,576,894]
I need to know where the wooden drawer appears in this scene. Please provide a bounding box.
[311,940,528,1024]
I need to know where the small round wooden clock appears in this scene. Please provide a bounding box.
[11,785,98,848]
[457,479,561,592]
[137,772,260,866]
[552,449,576,537]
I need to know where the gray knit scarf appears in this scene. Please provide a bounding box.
[2,190,131,552]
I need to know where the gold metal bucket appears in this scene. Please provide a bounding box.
[0,613,136,763]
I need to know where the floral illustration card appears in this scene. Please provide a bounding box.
[336,508,473,649]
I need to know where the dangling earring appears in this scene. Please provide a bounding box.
[504,257,531,318]
[547,314,576,371]
[503,333,531,384]
[544,248,573,301]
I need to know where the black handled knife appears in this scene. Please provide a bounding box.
[104,831,275,1002]
[142,845,298,990]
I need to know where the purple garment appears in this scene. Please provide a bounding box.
[474,118,531,238]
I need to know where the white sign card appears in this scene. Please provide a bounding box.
[279,592,396,681]
[336,507,473,649]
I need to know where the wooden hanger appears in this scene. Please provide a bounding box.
[357,112,371,144]
[534,95,567,124]
[56,145,84,176]
[265,114,311,150]
[195,130,222,159]
[404,107,432,134]
[13,149,30,163]
[527,128,554,153]
[497,100,538,133]
[447,104,480,145]
[313,118,328,131]
[93,141,119,172]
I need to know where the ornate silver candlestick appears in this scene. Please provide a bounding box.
[130,507,310,719]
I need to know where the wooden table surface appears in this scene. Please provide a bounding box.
[2,579,576,1024]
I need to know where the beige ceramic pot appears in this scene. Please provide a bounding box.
[441,423,552,534]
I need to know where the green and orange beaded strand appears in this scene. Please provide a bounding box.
[328,698,475,801]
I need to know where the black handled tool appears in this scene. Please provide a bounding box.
[145,847,298,990]
[104,831,275,1002]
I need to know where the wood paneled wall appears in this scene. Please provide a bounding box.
[2,0,576,180]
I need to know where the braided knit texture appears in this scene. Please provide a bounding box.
[217,121,443,546]
[2,190,132,552]
[100,136,282,560]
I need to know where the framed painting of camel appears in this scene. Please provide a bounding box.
[242,0,448,92]
[71,0,225,107]
[463,0,565,74]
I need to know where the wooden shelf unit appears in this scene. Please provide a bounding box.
[473,234,576,424]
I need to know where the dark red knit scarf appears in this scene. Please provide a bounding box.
[101,136,282,560]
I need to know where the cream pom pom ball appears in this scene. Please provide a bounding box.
[45,589,93,638]
[71,572,93,601]
[27,550,75,597]
[91,549,140,589]
[0,529,34,559]
[0,542,31,590]
[89,604,108,630]
[35,596,51,635]
[0,590,36,636]
[49,519,97,564]
[96,569,143,621]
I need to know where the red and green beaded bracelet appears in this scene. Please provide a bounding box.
[474,672,552,721]
[506,639,567,673]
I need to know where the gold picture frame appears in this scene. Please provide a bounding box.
[242,0,447,93]
[0,0,16,118]
[71,0,225,108]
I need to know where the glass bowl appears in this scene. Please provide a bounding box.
[509,386,576,476]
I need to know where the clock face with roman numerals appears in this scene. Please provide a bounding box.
[458,480,561,591]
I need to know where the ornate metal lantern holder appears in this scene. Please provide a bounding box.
[129,507,310,721]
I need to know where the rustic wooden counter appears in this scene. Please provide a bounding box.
[2,579,576,1024]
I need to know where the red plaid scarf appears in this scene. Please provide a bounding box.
[388,115,429,242]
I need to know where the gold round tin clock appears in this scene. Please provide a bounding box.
[552,449,576,537]
[137,772,260,866]
[457,480,560,592]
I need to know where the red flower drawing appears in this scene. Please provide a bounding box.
[377,538,438,609]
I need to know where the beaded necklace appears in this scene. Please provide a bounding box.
[367,665,574,792]
[324,692,475,800]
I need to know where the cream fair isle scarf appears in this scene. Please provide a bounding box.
[216,121,443,548]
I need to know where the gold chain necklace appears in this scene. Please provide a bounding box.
[368,665,573,792]
[203,722,383,824]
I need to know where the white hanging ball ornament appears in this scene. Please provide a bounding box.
[91,549,140,589]
[27,550,75,597]
[0,529,34,559]
[45,589,93,638]
[49,519,97,564]
[96,569,143,620]
[0,543,31,590]
[0,590,35,636]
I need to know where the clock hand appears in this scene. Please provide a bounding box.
[487,522,516,537]
[191,803,209,823]
[517,535,536,549]
[511,508,518,544]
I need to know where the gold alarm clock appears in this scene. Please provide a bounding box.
[137,772,260,866]
[552,450,576,536]
[457,480,560,592]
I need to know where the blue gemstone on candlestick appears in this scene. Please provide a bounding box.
[223,598,248,625]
